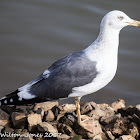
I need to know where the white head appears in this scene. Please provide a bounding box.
[100,10,140,32]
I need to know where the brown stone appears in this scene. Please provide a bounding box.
[128,122,139,138]
[0,109,9,127]
[106,131,115,140]
[74,118,103,138]
[57,134,71,139]
[118,135,136,140]
[92,133,108,140]
[37,122,58,137]
[0,105,16,114]
[58,123,75,136]
[111,99,125,111]
[27,113,42,132]
[33,101,58,112]
[80,102,97,115]
[59,104,76,114]
[100,113,121,125]
[11,112,27,128]
[44,110,55,122]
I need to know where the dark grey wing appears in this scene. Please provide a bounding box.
[29,51,98,100]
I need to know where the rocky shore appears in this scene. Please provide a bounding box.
[0,99,140,140]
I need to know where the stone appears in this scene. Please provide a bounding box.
[37,122,58,137]
[71,135,82,140]
[59,104,76,114]
[0,105,16,115]
[58,123,75,136]
[33,101,58,112]
[112,118,129,136]
[11,112,27,129]
[74,118,103,138]
[18,136,34,140]
[27,113,42,132]
[58,115,74,128]
[0,109,9,127]
[100,113,121,125]
[80,102,97,115]
[44,110,55,122]
[111,99,125,111]
[127,122,139,138]
[105,131,115,140]
[58,134,71,140]
[118,135,136,140]
[136,104,140,110]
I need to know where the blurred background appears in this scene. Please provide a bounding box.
[0,0,140,105]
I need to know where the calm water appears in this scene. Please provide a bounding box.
[0,0,140,105]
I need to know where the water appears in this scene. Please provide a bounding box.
[0,0,140,105]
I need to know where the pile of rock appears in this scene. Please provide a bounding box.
[0,99,140,140]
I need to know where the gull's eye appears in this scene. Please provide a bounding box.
[118,16,124,20]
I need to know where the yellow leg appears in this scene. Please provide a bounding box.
[75,97,81,124]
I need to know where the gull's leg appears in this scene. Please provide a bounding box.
[75,97,81,124]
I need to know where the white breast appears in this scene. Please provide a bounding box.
[69,45,118,98]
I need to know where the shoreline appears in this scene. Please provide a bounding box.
[0,99,140,140]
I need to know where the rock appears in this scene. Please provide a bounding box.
[74,118,103,138]
[105,131,115,140]
[80,102,97,115]
[71,135,82,140]
[18,136,34,140]
[112,118,129,136]
[111,99,125,111]
[3,127,14,133]
[58,115,74,128]
[0,125,4,133]
[11,112,27,129]
[44,110,55,122]
[100,113,121,125]
[33,101,58,112]
[118,135,136,140]
[58,123,75,136]
[27,113,42,132]
[0,109,9,127]
[136,104,140,110]
[35,108,45,119]
[58,134,71,139]
[0,105,16,114]
[59,104,76,114]
[127,122,139,138]
[92,133,108,140]
[37,122,58,137]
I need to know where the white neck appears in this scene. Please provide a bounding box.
[84,26,120,61]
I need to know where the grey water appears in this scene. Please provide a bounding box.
[0,0,140,105]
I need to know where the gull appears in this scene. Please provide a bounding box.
[0,10,140,125]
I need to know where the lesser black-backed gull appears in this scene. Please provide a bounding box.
[0,10,140,125]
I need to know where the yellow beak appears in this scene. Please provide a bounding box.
[126,20,140,27]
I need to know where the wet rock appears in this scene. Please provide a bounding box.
[44,110,55,122]
[0,109,9,127]
[74,118,102,138]
[37,122,58,137]
[58,123,75,136]
[27,113,42,132]
[11,112,27,129]
[80,102,97,115]
[118,135,136,140]
[33,101,58,112]
[100,113,121,125]
[59,104,76,114]
[111,99,125,111]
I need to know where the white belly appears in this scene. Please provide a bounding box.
[69,51,118,98]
